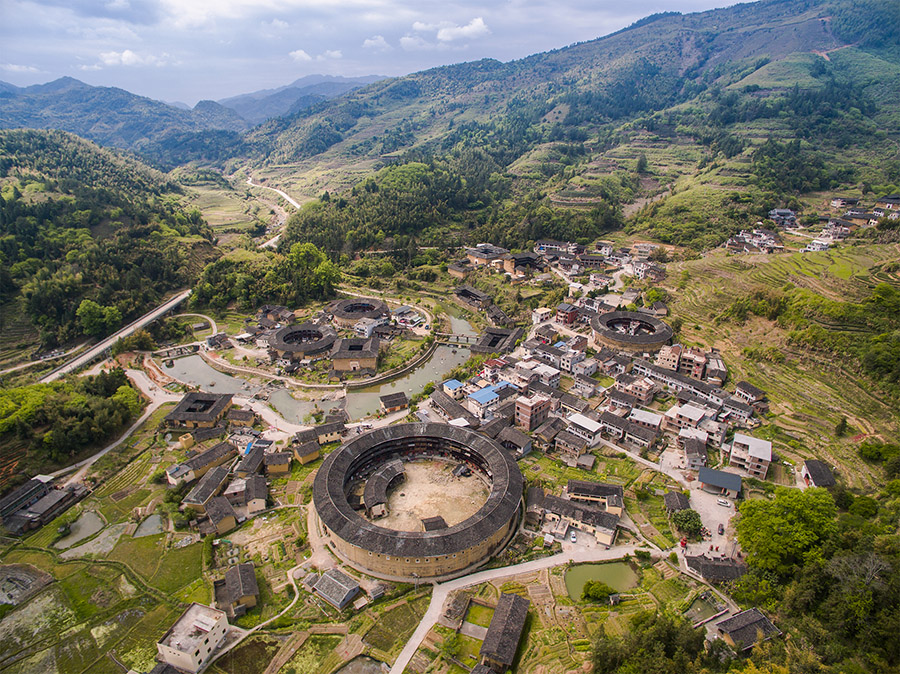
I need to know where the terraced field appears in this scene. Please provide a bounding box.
[667,245,900,488]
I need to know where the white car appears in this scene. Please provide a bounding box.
[570,531,577,543]
[717,499,731,507]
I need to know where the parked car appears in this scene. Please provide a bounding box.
[716,499,730,507]
[717,523,725,535]
[570,531,577,543]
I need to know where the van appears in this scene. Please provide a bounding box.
[716,499,730,507]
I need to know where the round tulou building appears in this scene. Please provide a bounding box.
[590,310,673,354]
[268,322,337,362]
[313,423,523,580]
[330,298,390,328]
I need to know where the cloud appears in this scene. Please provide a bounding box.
[362,35,391,52]
[289,49,312,62]
[319,49,342,59]
[412,20,440,32]
[265,18,289,30]
[97,49,169,66]
[437,17,489,42]
[399,35,434,51]
[1,63,40,73]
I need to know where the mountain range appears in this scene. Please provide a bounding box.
[0,73,385,154]
[0,0,897,177]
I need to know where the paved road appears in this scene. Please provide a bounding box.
[41,289,192,383]
[174,312,218,335]
[246,175,301,250]
[0,340,90,376]
[49,369,180,484]
[389,544,643,674]
[246,176,302,209]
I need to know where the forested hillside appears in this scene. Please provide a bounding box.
[245,0,900,257]
[0,129,219,347]
[0,77,249,154]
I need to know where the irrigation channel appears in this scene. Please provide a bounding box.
[160,316,477,422]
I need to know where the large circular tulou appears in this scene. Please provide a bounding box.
[330,298,390,327]
[313,423,523,580]
[590,310,673,354]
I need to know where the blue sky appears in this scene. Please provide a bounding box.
[2,0,735,104]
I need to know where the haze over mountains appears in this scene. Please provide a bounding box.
[0,73,385,152]
[0,0,897,173]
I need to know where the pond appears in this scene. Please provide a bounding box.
[332,656,387,674]
[53,511,104,549]
[564,561,639,600]
[683,592,723,623]
[161,323,474,422]
[133,513,164,538]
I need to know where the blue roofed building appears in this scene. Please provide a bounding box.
[442,379,465,400]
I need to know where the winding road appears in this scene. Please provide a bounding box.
[246,175,302,249]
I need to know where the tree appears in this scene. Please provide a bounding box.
[636,152,649,173]
[672,509,703,536]
[736,487,837,575]
[582,580,615,602]
[835,416,848,436]
[76,299,120,337]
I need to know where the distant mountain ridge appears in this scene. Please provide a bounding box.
[216,74,386,124]
[0,76,249,152]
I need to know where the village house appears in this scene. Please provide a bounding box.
[801,459,836,488]
[182,465,230,514]
[165,393,233,429]
[156,604,229,673]
[312,567,360,610]
[379,392,409,414]
[716,608,780,652]
[698,467,742,499]
[166,442,237,486]
[567,480,624,516]
[292,441,321,465]
[728,433,772,479]
[514,394,551,430]
[466,243,509,266]
[480,593,531,673]
[214,563,259,618]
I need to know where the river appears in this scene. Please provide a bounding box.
[160,317,476,422]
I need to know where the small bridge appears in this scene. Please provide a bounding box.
[433,333,478,346]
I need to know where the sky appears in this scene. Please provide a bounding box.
[1,0,734,105]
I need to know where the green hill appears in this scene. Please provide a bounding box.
[0,129,219,348]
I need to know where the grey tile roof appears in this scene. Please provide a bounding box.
[313,568,359,609]
[480,593,530,667]
[165,392,233,424]
[235,445,264,475]
[542,494,619,532]
[686,555,747,582]
[205,496,237,526]
[223,562,259,604]
[698,467,742,493]
[184,465,230,506]
[663,491,690,512]
[184,442,237,472]
[716,608,779,650]
[803,459,835,487]
[567,479,623,500]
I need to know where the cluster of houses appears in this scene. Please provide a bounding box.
[725,228,783,254]
[163,392,353,535]
[533,239,666,283]
[0,475,88,535]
